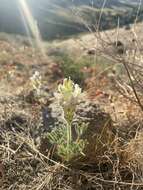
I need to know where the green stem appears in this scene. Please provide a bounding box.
[66,123,72,161]
[65,107,74,161]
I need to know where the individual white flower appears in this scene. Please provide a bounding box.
[53,92,63,102]
[72,84,82,98]
[30,71,41,82]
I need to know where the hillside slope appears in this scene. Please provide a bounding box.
[0,0,142,39]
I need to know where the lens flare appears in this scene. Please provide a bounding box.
[18,0,46,57]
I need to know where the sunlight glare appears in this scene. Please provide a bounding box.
[18,0,46,57]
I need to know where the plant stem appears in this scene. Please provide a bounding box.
[123,60,143,111]
[66,123,72,161]
[65,108,74,161]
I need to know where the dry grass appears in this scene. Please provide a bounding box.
[0,89,142,190]
[0,20,143,189]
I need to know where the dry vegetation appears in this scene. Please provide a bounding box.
[0,21,143,190]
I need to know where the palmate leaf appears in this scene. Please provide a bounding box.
[47,123,87,162]
[47,126,67,144]
[57,140,86,161]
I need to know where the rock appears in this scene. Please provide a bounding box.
[74,100,112,132]
[73,100,113,163]
[87,48,96,55]
[112,40,125,55]
[42,102,66,133]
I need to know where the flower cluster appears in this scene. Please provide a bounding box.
[54,78,82,108]
[30,71,42,96]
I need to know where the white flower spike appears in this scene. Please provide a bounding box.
[54,78,82,107]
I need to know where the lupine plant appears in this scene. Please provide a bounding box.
[30,71,47,103]
[48,78,88,162]
[30,71,42,96]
